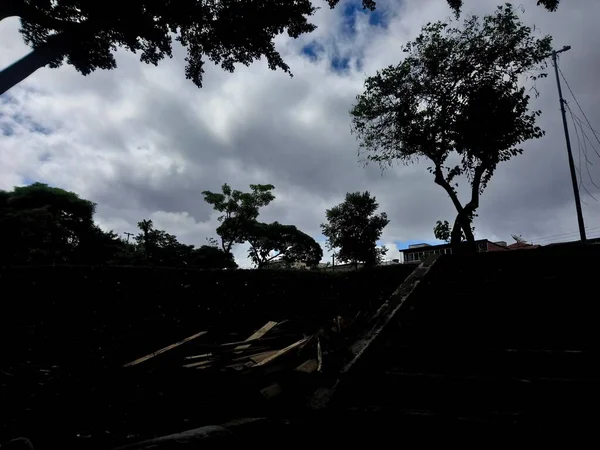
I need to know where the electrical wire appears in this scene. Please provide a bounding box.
[557,67,600,202]
[558,64,600,148]
[528,226,600,244]
[566,103,599,202]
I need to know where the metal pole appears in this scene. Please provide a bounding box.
[552,47,587,243]
[124,232,135,243]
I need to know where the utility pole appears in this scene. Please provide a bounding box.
[124,231,135,243]
[551,46,586,243]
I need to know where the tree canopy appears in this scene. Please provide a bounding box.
[246,221,323,269]
[0,0,376,95]
[321,191,389,267]
[134,218,237,268]
[0,182,97,264]
[350,4,551,252]
[202,183,275,255]
[0,182,236,269]
[447,0,560,17]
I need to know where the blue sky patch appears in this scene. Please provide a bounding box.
[301,41,324,61]
[395,239,443,251]
[342,0,389,35]
[331,56,350,72]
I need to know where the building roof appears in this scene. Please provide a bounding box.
[399,238,505,253]
[506,241,540,250]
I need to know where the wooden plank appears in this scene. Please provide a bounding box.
[260,383,283,399]
[184,353,212,361]
[295,359,319,374]
[234,321,278,351]
[251,350,278,364]
[124,331,207,367]
[255,336,310,367]
[183,359,213,369]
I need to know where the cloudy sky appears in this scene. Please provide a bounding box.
[1,0,600,267]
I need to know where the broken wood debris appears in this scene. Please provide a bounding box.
[123,331,208,367]
[123,315,359,402]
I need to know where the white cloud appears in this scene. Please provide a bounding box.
[2,0,600,267]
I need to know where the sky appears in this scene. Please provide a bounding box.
[1,0,600,267]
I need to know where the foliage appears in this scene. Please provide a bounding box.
[434,219,475,243]
[134,218,237,268]
[321,191,389,267]
[0,182,101,265]
[0,182,236,269]
[351,4,552,252]
[447,0,560,17]
[433,220,452,243]
[202,183,275,255]
[0,0,376,94]
[246,221,323,268]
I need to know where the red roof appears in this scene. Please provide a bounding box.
[507,242,540,250]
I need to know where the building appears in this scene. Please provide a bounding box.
[507,241,540,250]
[400,239,509,264]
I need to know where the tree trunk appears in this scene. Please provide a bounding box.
[449,211,476,254]
[0,32,70,95]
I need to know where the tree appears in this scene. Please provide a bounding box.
[132,218,236,268]
[433,220,452,243]
[0,0,376,95]
[246,221,323,269]
[321,191,389,267]
[0,182,97,265]
[202,183,275,255]
[350,4,551,253]
[187,245,238,270]
[447,0,559,17]
[74,225,129,265]
[433,219,474,243]
[134,218,192,266]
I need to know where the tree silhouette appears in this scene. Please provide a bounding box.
[351,5,551,252]
[0,0,376,94]
[202,183,275,256]
[321,191,389,267]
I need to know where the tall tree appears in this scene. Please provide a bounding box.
[134,218,192,266]
[321,191,389,267]
[246,221,323,269]
[350,4,551,252]
[202,183,275,255]
[0,0,376,95]
[0,182,97,264]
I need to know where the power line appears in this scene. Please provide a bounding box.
[568,106,600,160]
[557,64,600,148]
[566,103,599,202]
[529,226,600,244]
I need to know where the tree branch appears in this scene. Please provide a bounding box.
[0,32,72,95]
[464,163,487,214]
[1,0,84,31]
[434,164,464,213]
